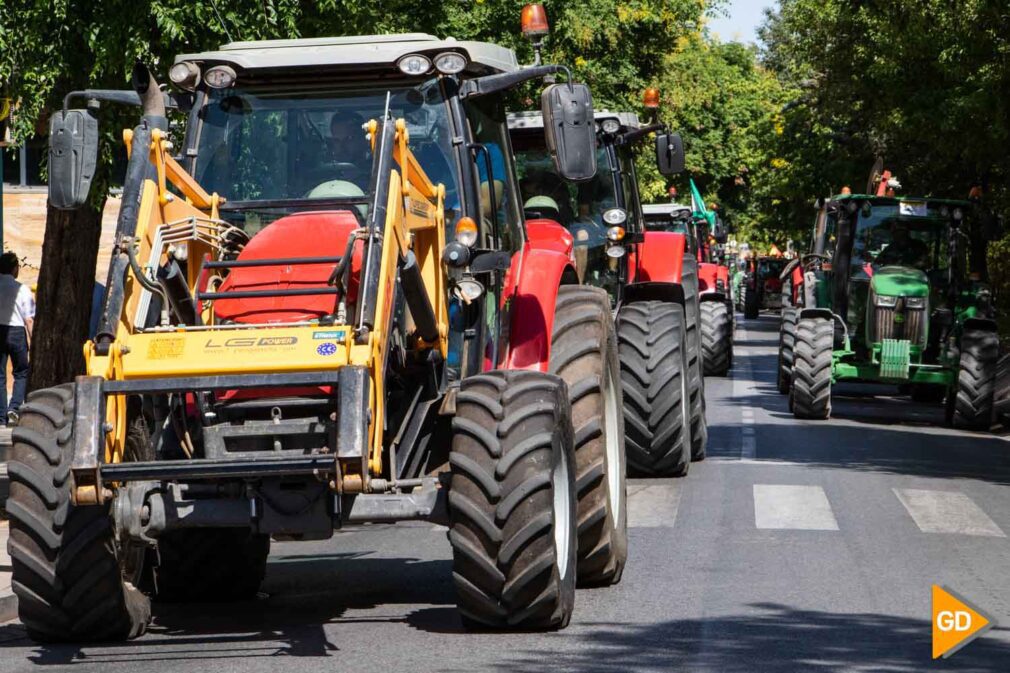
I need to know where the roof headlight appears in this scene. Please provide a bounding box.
[601,118,621,134]
[397,54,432,76]
[204,65,237,89]
[169,62,201,91]
[602,208,627,225]
[434,52,468,75]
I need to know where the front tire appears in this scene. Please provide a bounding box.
[448,371,577,630]
[700,301,733,376]
[790,317,833,419]
[617,301,692,477]
[777,308,798,394]
[7,386,150,642]
[952,329,998,429]
[549,286,627,586]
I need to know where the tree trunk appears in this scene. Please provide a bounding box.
[28,199,106,391]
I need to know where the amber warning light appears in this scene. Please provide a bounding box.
[521,4,550,39]
[643,88,661,109]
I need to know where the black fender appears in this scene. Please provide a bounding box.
[621,281,685,308]
[800,308,834,322]
[699,292,728,304]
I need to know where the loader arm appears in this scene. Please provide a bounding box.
[80,115,447,495]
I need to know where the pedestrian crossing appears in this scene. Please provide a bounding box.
[626,482,1009,538]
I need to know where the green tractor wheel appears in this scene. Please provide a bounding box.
[777,308,798,394]
[790,317,833,419]
[950,329,999,430]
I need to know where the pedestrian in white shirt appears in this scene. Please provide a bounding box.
[0,252,34,425]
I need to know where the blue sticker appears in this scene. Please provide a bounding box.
[316,342,337,356]
[313,330,346,340]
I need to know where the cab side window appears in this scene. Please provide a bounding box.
[465,95,523,252]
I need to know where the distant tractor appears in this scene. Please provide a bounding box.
[687,180,734,376]
[778,173,1002,427]
[508,98,709,476]
[736,255,788,319]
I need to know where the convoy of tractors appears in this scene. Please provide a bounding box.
[3,3,1005,644]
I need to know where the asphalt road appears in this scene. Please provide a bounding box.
[3,314,1010,671]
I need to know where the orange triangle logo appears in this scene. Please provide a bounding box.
[932,585,995,658]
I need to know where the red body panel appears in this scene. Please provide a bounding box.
[791,265,804,304]
[697,262,720,293]
[502,240,576,373]
[214,211,362,324]
[633,231,685,284]
[525,218,576,259]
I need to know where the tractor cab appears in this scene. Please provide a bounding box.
[642,202,698,254]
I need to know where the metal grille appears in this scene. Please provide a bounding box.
[871,294,926,347]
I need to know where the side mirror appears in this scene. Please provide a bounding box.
[541,82,596,182]
[712,215,728,244]
[49,108,99,210]
[656,132,685,176]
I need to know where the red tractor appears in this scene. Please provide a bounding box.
[509,92,707,477]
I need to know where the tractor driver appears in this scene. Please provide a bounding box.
[327,111,371,187]
[874,222,931,269]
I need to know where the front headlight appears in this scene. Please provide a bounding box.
[904,296,926,309]
[602,208,628,225]
[875,294,898,308]
[606,244,627,259]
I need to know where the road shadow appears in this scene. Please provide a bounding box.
[493,602,1010,672]
[2,553,457,665]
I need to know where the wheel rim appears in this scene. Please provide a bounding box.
[552,440,572,580]
[602,362,622,526]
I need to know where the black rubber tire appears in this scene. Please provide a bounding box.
[743,284,760,319]
[548,286,627,586]
[448,370,577,630]
[700,301,733,376]
[777,308,798,394]
[682,260,707,461]
[994,353,1010,427]
[7,385,150,642]
[952,329,998,430]
[617,301,692,477]
[790,317,833,419]
[153,528,270,603]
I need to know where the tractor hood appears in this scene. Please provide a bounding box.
[870,266,929,297]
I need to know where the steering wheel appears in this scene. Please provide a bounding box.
[802,252,830,267]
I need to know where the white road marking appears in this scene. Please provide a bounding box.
[753,484,839,530]
[741,437,757,459]
[893,488,1006,537]
[628,484,683,528]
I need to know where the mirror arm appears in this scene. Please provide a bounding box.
[461,64,573,99]
[617,122,666,147]
[61,89,187,115]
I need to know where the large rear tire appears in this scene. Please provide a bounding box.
[790,317,833,419]
[952,329,998,430]
[777,308,798,394]
[743,283,760,320]
[700,301,733,376]
[153,528,270,603]
[7,386,150,642]
[448,371,577,630]
[548,286,627,586]
[617,301,692,477]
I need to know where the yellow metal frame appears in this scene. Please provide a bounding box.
[88,120,447,479]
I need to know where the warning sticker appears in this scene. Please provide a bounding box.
[146,337,185,360]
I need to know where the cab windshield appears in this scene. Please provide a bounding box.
[852,203,957,273]
[192,79,460,232]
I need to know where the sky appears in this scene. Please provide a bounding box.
[707,0,775,45]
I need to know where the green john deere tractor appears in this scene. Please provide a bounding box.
[778,182,1003,428]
